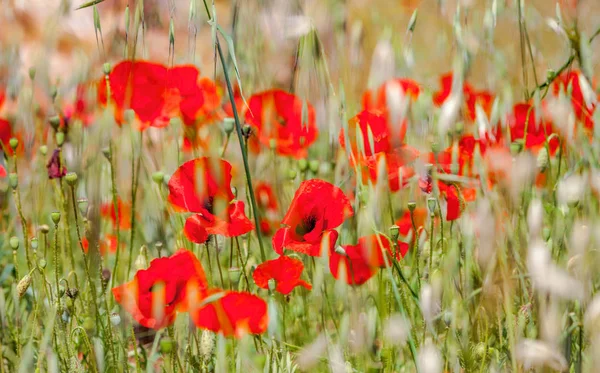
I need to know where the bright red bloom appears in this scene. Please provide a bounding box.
[362,78,421,111]
[189,289,268,338]
[255,182,279,235]
[244,89,318,158]
[429,135,487,177]
[112,249,207,329]
[364,145,419,192]
[273,179,353,256]
[253,255,312,295]
[169,157,253,242]
[433,73,494,122]
[341,110,392,164]
[508,103,559,154]
[552,70,596,132]
[98,61,220,130]
[100,198,132,230]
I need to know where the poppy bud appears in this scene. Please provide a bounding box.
[9,173,18,189]
[389,225,400,241]
[298,159,308,172]
[308,160,319,173]
[242,124,252,138]
[28,67,36,81]
[38,258,47,269]
[407,201,417,211]
[17,274,32,298]
[103,62,112,75]
[160,338,175,354]
[77,199,89,215]
[546,69,556,81]
[66,288,79,299]
[543,227,551,241]
[223,118,235,134]
[427,198,437,216]
[56,132,65,147]
[431,142,441,154]
[65,172,78,186]
[49,116,61,130]
[152,171,164,184]
[39,224,50,234]
[9,236,19,250]
[31,237,38,250]
[287,169,297,180]
[51,211,61,225]
[40,145,48,155]
[9,138,18,151]
[537,146,549,172]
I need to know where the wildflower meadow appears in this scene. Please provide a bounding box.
[2,0,600,372]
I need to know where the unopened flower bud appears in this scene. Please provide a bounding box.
[65,172,78,186]
[9,236,19,250]
[241,124,252,138]
[103,62,112,75]
[510,140,523,155]
[546,69,556,81]
[298,159,308,172]
[160,338,175,353]
[9,173,18,189]
[58,285,65,298]
[389,225,400,241]
[9,138,18,151]
[110,313,121,326]
[308,160,319,173]
[200,330,215,360]
[101,269,111,286]
[431,142,441,154]
[31,237,38,250]
[427,198,437,216]
[49,116,61,130]
[287,169,297,180]
[55,132,65,147]
[17,274,32,297]
[40,145,48,155]
[223,118,235,134]
[38,258,47,269]
[152,171,164,184]
[51,211,61,225]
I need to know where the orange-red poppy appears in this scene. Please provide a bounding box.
[253,255,312,294]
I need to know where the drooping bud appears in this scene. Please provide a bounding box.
[287,169,297,180]
[38,258,47,269]
[17,274,32,298]
[537,146,549,172]
[160,337,175,354]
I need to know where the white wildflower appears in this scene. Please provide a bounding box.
[417,341,442,373]
[383,314,410,346]
[515,339,567,371]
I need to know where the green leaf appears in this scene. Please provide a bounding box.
[76,0,105,10]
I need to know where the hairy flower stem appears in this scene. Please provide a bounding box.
[109,141,121,292]
[201,0,266,261]
[127,131,143,280]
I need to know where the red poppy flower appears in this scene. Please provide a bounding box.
[418,170,476,221]
[98,61,219,130]
[433,73,494,122]
[244,89,318,158]
[100,198,132,230]
[552,70,596,132]
[253,255,312,294]
[189,289,268,338]
[81,234,118,255]
[273,179,353,256]
[356,234,407,268]
[364,145,419,192]
[112,249,208,329]
[255,181,279,234]
[341,110,391,164]
[329,237,384,286]
[169,157,253,242]
[429,135,487,177]
[395,208,428,253]
[508,103,559,154]
[362,78,421,111]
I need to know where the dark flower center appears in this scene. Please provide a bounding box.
[295,214,317,237]
[203,196,215,214]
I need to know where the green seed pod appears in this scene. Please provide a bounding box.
[65,172,78,186]
[40,145,48,155]
[51,211,61,225]
[103,62,112,75]
[287,168,297,180]
[9,236,19,250]
[55,132,65,147]
[160,338,175,354]
[49,116,61,130]
[152,171,165,184]
[407,201,417,211]
[9,137,18,151]
[223,118,234,134]
[77,199,89,215]
[9,173,18,189]
[427,198,437,216]
[389,225,400,241]
[298,159,308,172]
[308,160,319,173]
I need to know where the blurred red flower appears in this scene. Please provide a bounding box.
[244,89,317,158]
[168,157,253,243]
[46,149,67,179]
[253,255,312,294]
[100,198,132,230]
[508,103,559,154]
[341,110,392,164]
[189,289,268,338]
[255,181,279,235]
[98,61,220,130]
[112,249,207,329]
[433,73,494,122]
[273,179,353,256]
[0,118,23,156]
[364,145,419,192]
[551,70,596,133]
